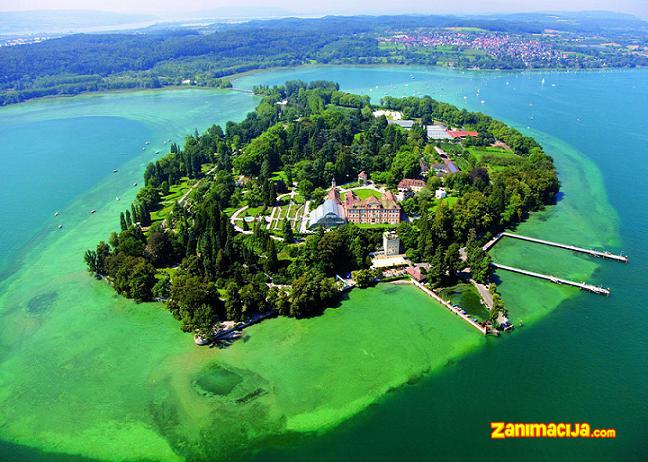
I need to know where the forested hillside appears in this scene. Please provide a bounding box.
[1,13,646,105]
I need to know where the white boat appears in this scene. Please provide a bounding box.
[155,150,160,154]
[541,78,545,85]
[145,141,150,145]
[54,211,59,216]
[194,334,210,346]
[113,169,118,173]
[58,224,63,229]
[481,100,485,104]
[133,182,138,187]
[115,196,120,201]
[90,209,96,214]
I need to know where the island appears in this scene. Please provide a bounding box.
[84,80,559,343]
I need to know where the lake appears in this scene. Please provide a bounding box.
[0,67,646,461]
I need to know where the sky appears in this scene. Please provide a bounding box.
[1,0,647,18]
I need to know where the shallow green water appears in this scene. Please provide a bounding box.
[0,67,646,461]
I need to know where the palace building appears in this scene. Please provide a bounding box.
[343,190,401,225]
[308,179,402,228]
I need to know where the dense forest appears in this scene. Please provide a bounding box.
[85,81,558,338]
[1,14,646,105]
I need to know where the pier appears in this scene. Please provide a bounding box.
[484,232,628,263]
[492,263,610,296]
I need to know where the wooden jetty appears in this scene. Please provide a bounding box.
[492,263,610,296]
[489,232,628,263]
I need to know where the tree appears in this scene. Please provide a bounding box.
[84,249,99,276]
[467,241,492,284]
[152,273,171,300]
[264,239,280,274]
[282,218,294,242]
[289,271,339,317]
[444,243,464,277]
[145,231,174,266]
[169,272,222,331]
[84,241,110,276]
[352,269,378,288]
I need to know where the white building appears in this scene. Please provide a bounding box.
[435,188,447,199]
[426,124,452,140]
[383,231,401,256]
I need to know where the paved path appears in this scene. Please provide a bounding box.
[300,200,311,233]
[470,279,494,309]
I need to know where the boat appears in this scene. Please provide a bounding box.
[155,150,160,154]
[194,334,210,346]
[90,209,96,214]
[481,100,486,104]
[541,78,545,85]
[113,169,118,173]
[133,182,138,187]
[115,196,120,201]
[58,224,63,229]
[54,211,59,216]
[145,141,150,145]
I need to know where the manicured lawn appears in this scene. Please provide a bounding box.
[271,170,290,184]
[355,223,398,230]
[150,177,193,223]
[429,196,459,212]
[468,146,517,162]
[453,157,473,172]
[340,188,382,201]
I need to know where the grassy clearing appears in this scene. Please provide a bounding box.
[355,223,397,230]
[150,177,193,224]
[271,170,290,184]
[340,188,382,201]
[469,146,521,172]
[453,157,473,172]
[468,146,515,161]
[429,196,459,212]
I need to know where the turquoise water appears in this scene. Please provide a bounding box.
[0,68,646,460]
[235,66,648,460]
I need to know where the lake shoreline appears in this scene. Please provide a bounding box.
[0,64,637,462]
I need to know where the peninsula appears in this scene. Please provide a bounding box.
[84,80,560,342]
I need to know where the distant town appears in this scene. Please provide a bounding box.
[381,29,648,69]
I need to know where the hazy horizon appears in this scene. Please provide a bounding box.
[1,1,647,19]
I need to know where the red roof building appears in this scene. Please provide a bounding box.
[397,178,427,192]
[446,130,478,139]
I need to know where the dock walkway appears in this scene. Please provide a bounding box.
[485,232,628,263]
[492,263,610,295]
